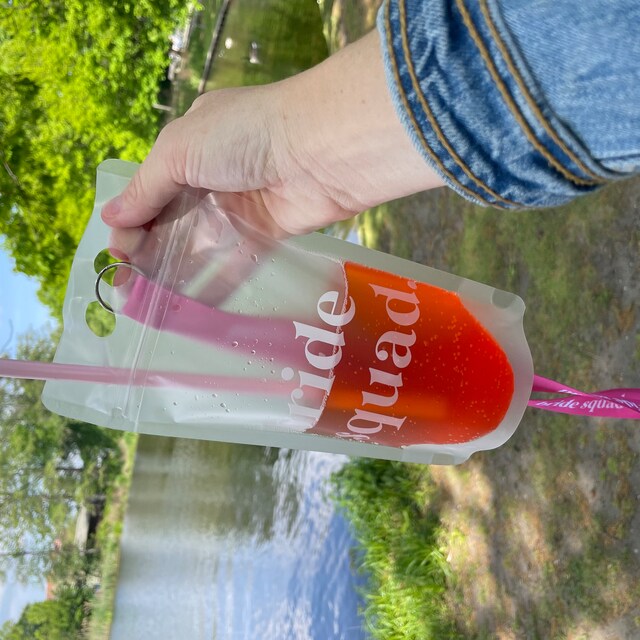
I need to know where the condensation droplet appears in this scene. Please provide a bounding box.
[231,340,239,348]
[251,254,258,263]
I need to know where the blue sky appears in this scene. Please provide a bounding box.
[0,243,53,354]
[0,576,46,627]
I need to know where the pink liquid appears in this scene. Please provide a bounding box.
[308,262,514,446]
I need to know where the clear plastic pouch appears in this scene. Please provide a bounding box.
[41,159,534,464]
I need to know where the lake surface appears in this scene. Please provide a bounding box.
[110,436,367,639]
[202,0,328,90]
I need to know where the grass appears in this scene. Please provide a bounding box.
[83,433,138,640]
[340,180,640,639]
[449,194,617,377]
[332,459,461,640]
[326,1,640,637]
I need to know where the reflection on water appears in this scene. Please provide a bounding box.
[110,436,366,640]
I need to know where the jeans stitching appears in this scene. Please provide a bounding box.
[384,1,496,206]
[479,0,605,183]
[456,0,602,188]
[395,0,518,207]
[385,1,508,207]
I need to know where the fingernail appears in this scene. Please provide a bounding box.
[102,195,122,221]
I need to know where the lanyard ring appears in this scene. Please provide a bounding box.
[95,261,146,314]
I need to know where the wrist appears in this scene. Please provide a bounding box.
[275,30,443,213]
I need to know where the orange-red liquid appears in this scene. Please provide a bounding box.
[308,262,514,446]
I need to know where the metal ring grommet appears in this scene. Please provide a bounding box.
[95,261,146,314]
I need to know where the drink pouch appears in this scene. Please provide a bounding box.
[31,160,533,465]
[3,160,633,465]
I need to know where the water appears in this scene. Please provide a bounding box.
[110,436,367,639]
[203,0,328,91]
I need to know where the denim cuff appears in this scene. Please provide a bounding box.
[377,0,628,209]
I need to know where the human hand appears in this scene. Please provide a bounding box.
[102,82,359,238]
[102,31,443,237]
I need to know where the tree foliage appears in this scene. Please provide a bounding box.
[0,582,89,640]
[0,333,121,580]
[0,0,185,314]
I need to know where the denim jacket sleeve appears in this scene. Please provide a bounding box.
[378,0,640,209]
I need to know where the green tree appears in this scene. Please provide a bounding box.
[0,332,121,579]
[0,0,185,314]
[0,584,88,640]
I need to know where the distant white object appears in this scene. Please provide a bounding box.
[224,37,234,49]
[74,505,90,551]
[249,41,260,65]
[169,31,184,53]
[167,52,182,82]
[153,103,175,114]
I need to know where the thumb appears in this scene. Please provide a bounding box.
[102,121,187,228]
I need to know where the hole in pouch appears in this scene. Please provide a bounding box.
[93,249,125,286]
[85,301,116,337]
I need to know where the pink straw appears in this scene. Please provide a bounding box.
[122,275,301,363]
[0,357,289,395]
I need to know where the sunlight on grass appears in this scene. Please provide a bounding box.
[332,459,461,639]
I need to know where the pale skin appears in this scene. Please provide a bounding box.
[102,30,445,236]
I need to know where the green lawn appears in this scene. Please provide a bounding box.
[337,179,640,638]
[326,1,640,638]
[83,433,138,640]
